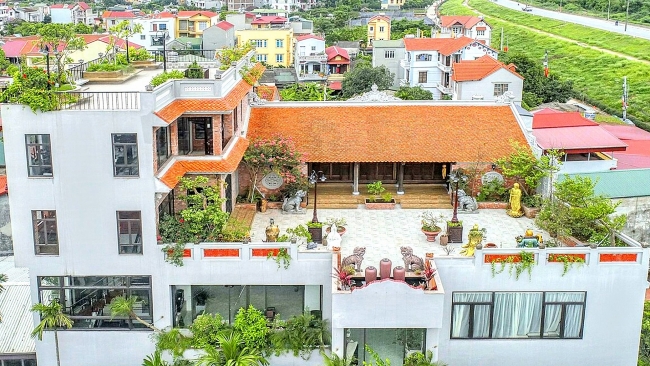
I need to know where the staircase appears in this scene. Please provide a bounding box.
[305,183,453,209]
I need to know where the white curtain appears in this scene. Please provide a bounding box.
[544,292,585,338]
[492,292,542,338]
[451,293,492,338]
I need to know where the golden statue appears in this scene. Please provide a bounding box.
[507,183,524,218]
[442,164,447,179]
[460,224,484,256]
[265,219,280,242]
[517,229,543,248]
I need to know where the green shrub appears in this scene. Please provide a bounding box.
[270,312,330,358]
[476,179,508,202]
[129,47,153,61]
[233,305,269,353]
[150,70,186,87]
[189,313,230,349]
[86,62,123,72]
[186,61,204,79]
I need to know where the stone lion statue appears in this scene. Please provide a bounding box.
[341,247,366,272]
[282,190,306,213]
[400,246,424,272]
[457,189,478,212]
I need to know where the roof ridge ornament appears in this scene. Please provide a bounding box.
[347,84,402,103]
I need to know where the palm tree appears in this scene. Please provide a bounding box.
[142,350,169,366]
[404,350,448,366]
[0,273,7,294]
[320,350,355,366]
[30,300,74,366]
[197,331,268,366]
[109,295,160,332]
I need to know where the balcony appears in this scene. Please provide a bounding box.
[436,83,452,94]
[399,59,410,70]
[298,54,327,62]
[438,63,452,72]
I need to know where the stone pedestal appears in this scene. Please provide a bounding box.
[308,226,323,244]
[448,225,463,243]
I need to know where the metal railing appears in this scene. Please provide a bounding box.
[67,53,115,82]
[149,49,217,64]
[53,91,140,110]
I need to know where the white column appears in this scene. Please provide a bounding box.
[352,162,360,195]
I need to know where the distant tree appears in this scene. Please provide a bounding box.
[325,26,365,45]
[499,53,574,106]
[43,14,52,24]
[341,64,394,98]
[0,273,6,294]
[280,82,332,101]
[0,49,10,74]
[390,19,432,39]
[38,23,87,84]
[108,20,144,64]
[640,301,650,366]
[31,301,73,366]
[73,22,94,34]
[395,85,433,100]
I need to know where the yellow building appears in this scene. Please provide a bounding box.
[236,28,294,67]
[160,10,219,38]
[367,15,391,47]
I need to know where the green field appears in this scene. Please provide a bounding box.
[439,0,650,129]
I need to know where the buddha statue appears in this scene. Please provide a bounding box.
[265,219,280,242]
[517,229,543,248]
[507,183,524,218]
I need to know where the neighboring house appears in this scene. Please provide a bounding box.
[202,21,236,50]
[367,14,390,47]
[102,10,137,28]
[226,0,253,11]
[298,0,317,10]
[50,2,96,25]
[0,0,15,25]
[372,39,405,90]
[601,123,650,170]
[335,41,360,59]
[131,16,177,51]
[294,34,326,81]
[437,15,492,47]
[289,17,313,35]
[186,0,222,9]
[14,6,45,22]
[0,257,34,365]
[236,19,293,67]
[530,109,627,174]
[166,36,203,50]
[325,45,350,76]
[266,0,300,11]
[380,0,404,9]
[158,10,219,38]
[400,37,498,99]
[451,55,523,103]
[225,12,255,31]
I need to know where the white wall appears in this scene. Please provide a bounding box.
[456,68,523,103]
[559,159,618,174]
[50,8,72,24]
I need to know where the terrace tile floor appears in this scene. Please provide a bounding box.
[250,207,551,268]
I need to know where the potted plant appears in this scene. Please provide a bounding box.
[333,266,353,291]
[439,233,449,246]
[447,220,463,243]
[306,221,324,244]
[325,217,347,236]
[522,194,542,218]
[420,211,445,242]
[365,181,396,209]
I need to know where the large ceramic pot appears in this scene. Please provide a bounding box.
[326,226,347,236]
[422,229,441,242]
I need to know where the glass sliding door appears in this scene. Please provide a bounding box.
[345,328,426,365]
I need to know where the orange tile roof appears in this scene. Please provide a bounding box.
[403,37,474,56]
[160,138,249,188]
[440,15,484,29]
[452,55,522,81]
[257,85,278,101]
[155,64,264,123]
[248,105,527,163]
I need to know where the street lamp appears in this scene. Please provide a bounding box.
[449,169,467,224]
[155,30,170,73]
[40,45,51,90]
[125,25,131,63]
[309,170,326,223]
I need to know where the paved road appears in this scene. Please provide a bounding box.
[493,0,650,40]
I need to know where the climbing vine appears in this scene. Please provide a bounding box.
[267,247,291,269]
[548,254,585,276]
[490,251,536,280]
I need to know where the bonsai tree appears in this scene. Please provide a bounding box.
[366,181,392,202]
[242,135,305,203]
[107,20,144,64]
[420,211,444,232]
[31,300,74,366]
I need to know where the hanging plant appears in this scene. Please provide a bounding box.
[548,254,585,276]
[490,251,536,280]
[267,247,291,269]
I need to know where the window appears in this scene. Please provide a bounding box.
[311,46,316,51]
[37,275,153,329]
[379,26,385,32]
[152,36,164,46]
[117,211,142,254]
[112,133,139,177]
[0,358,37,366]
[494,83,509,96]
[111,19,116,25]
[156,127,170,169]
[198,21,207,30]
[159,24,167,30]
[276,54,283,63]
[418,71,427,83]
[252,39,267,48]
[32,210,58,255]
[477,30,485,36]
[256,54,267,62]
[369,26,374,31]
[276,39,283,48]
[451,292,586,339]
[416,53,432,62]
[385,50,395,59]
[25,134,53,177]
[140,35,145,40]
[345,328,425,365]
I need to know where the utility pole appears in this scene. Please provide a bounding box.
[622,76,628,121]
[500,27,504,51]
[607,0,611,20]
[625,0,630,31]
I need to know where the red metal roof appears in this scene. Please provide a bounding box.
[601,124,650,141]
[325,46,350,63]
[296,34,324,42]
[102,11,136,18]
[328,81,342,90]
[78,2,90,10]
[452,55,522,82]
[532,126,627,152]
[533,112,598,129]
[2,40,29,57]
[251,16,287,24]
[440,15,483,29]
[216,21,234,30]
[368,15,391,23]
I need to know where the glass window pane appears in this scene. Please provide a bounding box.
[40,276,61,287]
[5,360,22,366]
[493,293,542,338]
[113,134,136,143]
[453,292,492,303]
[39,289,62,305]
[25,360,38,366]
[265,285,304,319]
[129,289,151,317]
[473,305,491,338]
[451,304,470,338]
[564,305,583,338]
[543,304,562,337]
[130,276,150,286]
[545,292,585,302]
